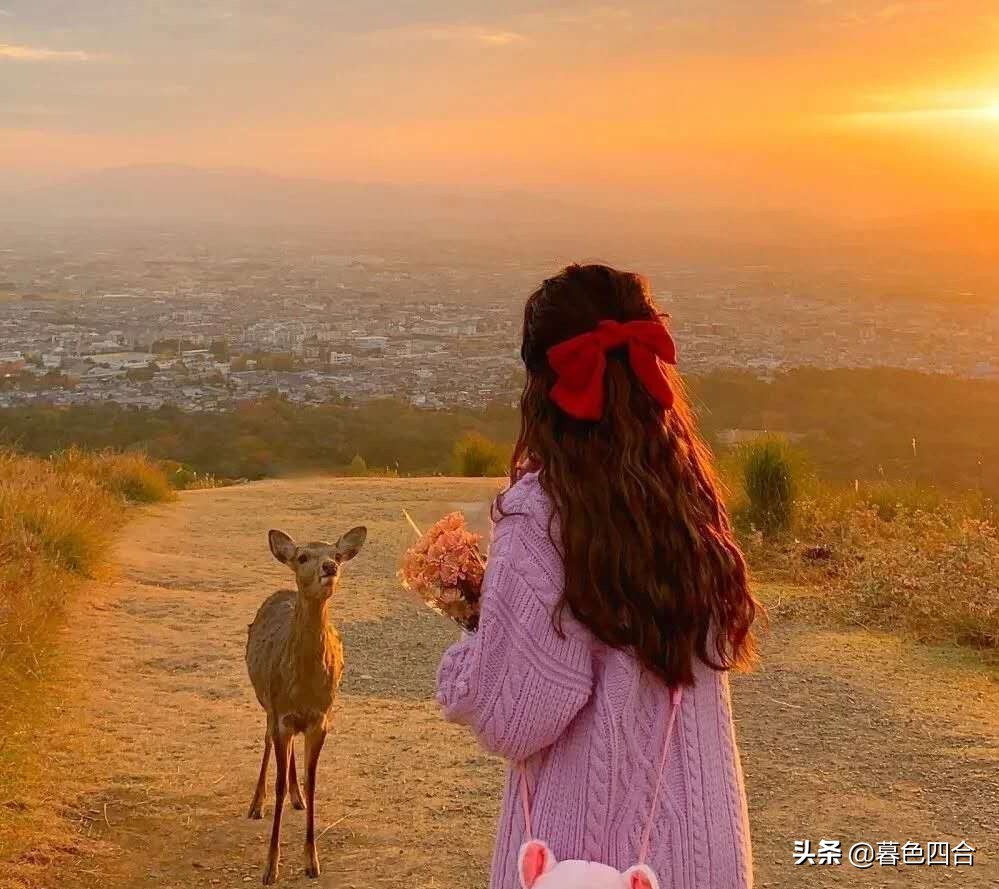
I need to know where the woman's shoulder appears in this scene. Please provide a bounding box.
[492,470,553,537]
[489,470,565,594]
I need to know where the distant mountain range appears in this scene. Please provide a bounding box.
[1,165,596,235]
[3,165,998,276]
[0,164,835,261]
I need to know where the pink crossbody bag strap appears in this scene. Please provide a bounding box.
[517,685,683,866]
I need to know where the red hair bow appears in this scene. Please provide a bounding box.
[546,319,677,421]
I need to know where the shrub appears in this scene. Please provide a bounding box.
[737,438,797,537]
[452,432,508,477]
[347,454,368,477]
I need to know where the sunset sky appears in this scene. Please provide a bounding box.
[2,1,999,219]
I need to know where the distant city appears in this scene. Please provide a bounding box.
[1,227,997,414]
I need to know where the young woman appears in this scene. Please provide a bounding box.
[436,264,758,889]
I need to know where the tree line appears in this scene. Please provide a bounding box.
[2,368,998,495]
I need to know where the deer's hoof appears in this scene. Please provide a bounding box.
[262,862,279,885]
[247,806,263,820]
[291,797,305,812]
[305,844,320,879]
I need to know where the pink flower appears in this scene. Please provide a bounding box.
[399,511,485,629]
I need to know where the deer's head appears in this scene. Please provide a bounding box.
[268,526,367,601]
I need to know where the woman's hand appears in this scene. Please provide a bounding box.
[438,561,485,630]
[437,592,479,630]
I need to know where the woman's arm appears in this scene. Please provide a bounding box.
[435,513,593,761]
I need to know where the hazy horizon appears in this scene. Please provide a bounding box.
[3,1,999,230]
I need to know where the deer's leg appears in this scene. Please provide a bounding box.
[288,741,305,811]
[263,723,291,885]
[247,728,272,820]
[303,724,328,879]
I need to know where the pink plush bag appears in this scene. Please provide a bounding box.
[517,688,683,889]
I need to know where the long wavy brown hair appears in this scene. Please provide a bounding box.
[499,263,758,687]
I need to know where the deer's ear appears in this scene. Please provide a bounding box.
[268,530,296,565]
[623,865,659,889]
[518,840,555,888]
[335,526,367,562]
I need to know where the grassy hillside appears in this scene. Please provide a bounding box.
[0,449,174,879]
[1,467,994,884]
[0,429,993,665]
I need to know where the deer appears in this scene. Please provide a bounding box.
[245,525,367,885]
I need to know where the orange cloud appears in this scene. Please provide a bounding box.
[0,43,99,62]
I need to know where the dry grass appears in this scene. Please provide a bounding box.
[0,453,118,673]
[0,450,174,684]
[49,448,176,505]
[742,478,999,655]
[0,646,107,889]
[0,450,174,683]
[158,459,235,490]
[0,449,174,677]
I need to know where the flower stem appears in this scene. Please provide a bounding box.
[402,508,423,539]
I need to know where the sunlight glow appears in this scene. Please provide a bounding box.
[839,100,999,127]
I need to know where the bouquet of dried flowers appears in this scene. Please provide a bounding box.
[400,510,486,631]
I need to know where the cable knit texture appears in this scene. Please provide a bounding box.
[436,471,753,889]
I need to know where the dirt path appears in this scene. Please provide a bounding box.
[9,478,998,888]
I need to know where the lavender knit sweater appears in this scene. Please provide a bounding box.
[436,472,753,889]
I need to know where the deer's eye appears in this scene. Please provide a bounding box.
[297,553,309,564]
